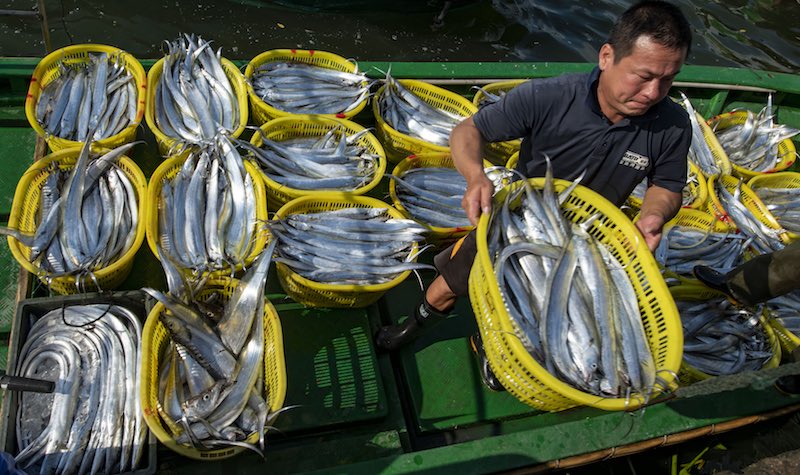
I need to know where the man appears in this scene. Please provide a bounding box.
[375,1,693,391]
[693,241,800,394]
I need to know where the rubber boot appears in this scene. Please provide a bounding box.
[692,266,734,298]
[374,297,450,352]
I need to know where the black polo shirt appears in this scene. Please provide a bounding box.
[473,67,690,206]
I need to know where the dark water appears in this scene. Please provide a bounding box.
[1,0,799,72]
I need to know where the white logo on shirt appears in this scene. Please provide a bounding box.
[620,150,649,171]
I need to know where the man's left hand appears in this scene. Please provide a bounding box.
[635,213,665,252]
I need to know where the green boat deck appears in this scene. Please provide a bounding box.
[0,58,799,473]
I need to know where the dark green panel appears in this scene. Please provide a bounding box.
[0,127,36,216]
[273,303,388,433]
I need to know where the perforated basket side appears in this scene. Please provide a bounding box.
[707,173,789,243]
[470,178,682,411]
[249,115,386,207]
[372,80,477,163]
[244,49,366,124]
[272,194,417,308]
[140,278,286,460]
[145,56,248,156]
[670,284,781,384]
[143,154,268,276]
[6,147,147,294]
[388,152,474,245]
[25,44,147,152]
[747,171,800,242]
[709,111,797,179]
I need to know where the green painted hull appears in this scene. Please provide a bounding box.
[0,59,798,474]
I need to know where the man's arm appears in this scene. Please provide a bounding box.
[636,184,682,252]
[450,116,494,226]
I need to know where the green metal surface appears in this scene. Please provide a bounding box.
[274,302,388,432]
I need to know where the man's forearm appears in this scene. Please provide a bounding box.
[450,116,487,183]
[640,185,682,223]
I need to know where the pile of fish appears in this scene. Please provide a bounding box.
[157,135,259,274]
[654,225,749,278]
[376,73,465,147]
[0,139,140,287]
[14,304,146,475]
[249,61,370,115]
[35,52,138,142]
[472,86,510,108]
[680,93,731,177]
[144,243,278,456]
[630,166,701,208]
[153,34,240,147]
[751,183,800,234]
[391,167,472,229]
[239,126,380,191]
[391,165,513,229]
[712,101,800,173]
[271,207,434,284]
[712,179,785,254]
[487,169,656,398]
[676,298,774,376]
[765,291,800,336]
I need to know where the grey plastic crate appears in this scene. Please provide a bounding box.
[0,290,156,474]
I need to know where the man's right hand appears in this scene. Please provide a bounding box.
[462,174,494,226]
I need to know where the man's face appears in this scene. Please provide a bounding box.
[596,36,685,123]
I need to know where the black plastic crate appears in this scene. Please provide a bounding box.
[0,290,156,474]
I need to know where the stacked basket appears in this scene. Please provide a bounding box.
[144,54,249,156]
[249,115,386,209]
[140,277,286,460]
[373,79,477,163]
[273,194,419,308]
[244,49,369,124]
[468,178,683,411]
[670,284,781,384]
[707,174,790,244]
[7,147,147,294]
[472,79,526,165]
[25,44,147,152]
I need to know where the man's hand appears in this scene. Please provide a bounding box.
[462,174,494,226]
[635,213,666,252]
[637,185,682,252]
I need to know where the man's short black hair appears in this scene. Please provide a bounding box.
[608,1,692,61]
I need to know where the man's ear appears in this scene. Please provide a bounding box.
[598,43,614,71]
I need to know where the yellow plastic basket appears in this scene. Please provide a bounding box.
[389,152,473,246]
[372,79,477,163]
[144,153,268,275]
[505,151,519,171]
[471,79,526,108]
[708,111,797,180]
[627,161,708,212]
[670,284,781,384]
[273,194,418,308]
[145,56,248,156]
[650,208,737,286]
[244,49,368,124]
[472,80,525,165]
[707,173,790,244]
[25,44,147,152]
[747,171,800,242]
[469,178,683,411]
[7,147,147,294]
[140,278,286,460]
[249,115,386,209]
[767,308,800,358]
[691,111,732,178]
